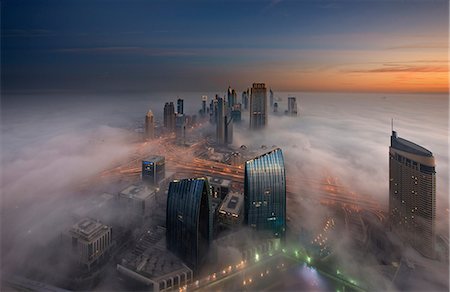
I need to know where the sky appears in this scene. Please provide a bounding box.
[1,0,448,94]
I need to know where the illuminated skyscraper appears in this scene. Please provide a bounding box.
[249,83,268,130]
[144,109,155,139]
[164,102,176,132]
[244,148,286,238]
[389,131,436,258]
[142,155,165,185]
[166,178,212,271]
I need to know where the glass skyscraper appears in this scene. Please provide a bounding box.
[166,178,212,271]
[244,148,286,238]
[389,131,436,259]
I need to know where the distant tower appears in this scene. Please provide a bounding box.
[287,97,298,116]
[163,102,176,132]
[175,114,186,144]
[245,148,286,238]
[216,96,225,144]
[177,98,184,115]
[249,83,268,130]
[228,88,237,108]
[273,102,278,113]
[201,95,208,118]
[389,130,436,259]
[269,88,274,108]
[241,91,248,110]
[144,109,155,139]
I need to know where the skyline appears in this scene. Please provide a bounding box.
[2,0,448,94]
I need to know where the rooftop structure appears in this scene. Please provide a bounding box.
[207,176,231,200]
[69,218,112,271]
[218,192,244,227]
[118,184,157,218]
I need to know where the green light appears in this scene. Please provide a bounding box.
[282,248,286,253]
[295,250,299,257]
[336,269,340,275]
[255,253,260,262]
[306,256,311,264]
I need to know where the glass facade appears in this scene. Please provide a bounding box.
[166,178,212,271]
[244,148,286,238]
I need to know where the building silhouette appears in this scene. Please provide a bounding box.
[269,88,274,108]
[242,90,249,110]
[389,130,436,258]
[163,102,176,132]
[287,97,298,116]
[166,178,212,271]
[249,83,268,130]
[244,148,286,238]
[142,155,165,186]
[145,109,155,139]
[177,98,184,115]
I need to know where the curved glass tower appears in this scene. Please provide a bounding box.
[389,131,436,259]
[244,148,286,238]
[166,178,212,271]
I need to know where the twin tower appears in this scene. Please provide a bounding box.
[166,148,286,271]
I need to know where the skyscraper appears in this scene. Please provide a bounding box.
[216,96,225,144]
[166,178,212,271]
[175,113,186,144]
[269,88,274,108]
[287,97,298,116]
[389,130,436,259]
[163,102,176,132]
[244,148,286,238]
[142,155,165,185]
[144,109,155,139]
[177,98,184,115]
[241,91,248,110]
[200,95,208,118]
[249,83,268,130]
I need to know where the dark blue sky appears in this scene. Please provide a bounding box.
[2,0,448,94]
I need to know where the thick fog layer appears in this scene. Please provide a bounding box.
[1,92,448,289]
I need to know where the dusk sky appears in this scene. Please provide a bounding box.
[2,0,448,94]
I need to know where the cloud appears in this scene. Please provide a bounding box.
[345,64,449,73]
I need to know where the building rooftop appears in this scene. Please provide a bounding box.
[70,218,110,242]
[391,131,433,157]
[207,176,231,187]
[143,155,165,163]
[219,192,243,216]
[119,184,157,201]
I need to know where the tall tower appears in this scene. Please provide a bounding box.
[287,97,298,116]
[216,96,225,144]
[249,83,268,130]
[144,109,155,139]
[269,88,274,108]
[244,148,286,238]
[163,102,176,132]
[389,130,436,258]
[177,98,184,115]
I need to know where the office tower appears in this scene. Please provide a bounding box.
[231,103,242,123]
[389,131,436,258]
[249,83,268,130]
[175,114,186,144]
[144,109,155,139]
[200,95,208,117]
[166,178,212,271]
[244,148,286,238]
[163,102,176,132]
[224,115,233,144]
[142,155,165,185]
[69,218,112,271]
[227,87,237,108]
[118,184,157,219]
[216,96,225,144]
[242,91,248,110]
[177,98,184,115]
[287,97,298,116]
[209,95,218,124]
[273,102,278,113]
[269,88,274,108]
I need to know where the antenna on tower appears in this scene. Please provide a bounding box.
[391,118,394,132]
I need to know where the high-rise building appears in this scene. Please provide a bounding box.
[287,97,298,116]
[249,83,268,130]
[231,103,242,123]
[144,109,155,139]
[177,98,184,115]
[175,114,186,144]
[200,95,208,118]
[224,115,233,144]
[389,131,436,259]
[166,178,212,271]
[273,102,278,113]
[163,102,176,132]
[269,88,274,108]
[69,218,112,271]
[227,87,237,108]
[209,95,218,124]
[216,96,225,144]
[244,148,286,238]
[242,90,249,110]
[142,155,165,185]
